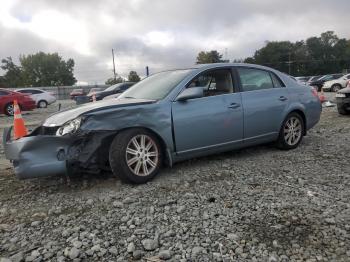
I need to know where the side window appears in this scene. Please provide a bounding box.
[0,90,9,96]
[187,69,234,97]
[346,75,350,80]
[237,68,274,92]
[270,73,285,88]
[31,90,43,94]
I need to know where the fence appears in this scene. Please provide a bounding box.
[7,85,108,100]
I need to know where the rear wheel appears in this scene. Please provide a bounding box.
[337,106,349,115]
[331,84,341,92]
[276,113,305,150]
[4,103,14,116]
[38,100,48,108]
[109,129,162,183]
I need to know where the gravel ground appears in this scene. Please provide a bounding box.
[1,94,350,261]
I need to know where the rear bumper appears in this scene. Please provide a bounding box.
[3,127,75,179]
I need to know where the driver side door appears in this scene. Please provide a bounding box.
[171,68,243,157]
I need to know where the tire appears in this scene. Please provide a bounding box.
[109,128,163,184]
[276,112,305,150]
[331,84,341,92]
[337,106,349,115]
[38,100,48,108]
[4,103,14,116]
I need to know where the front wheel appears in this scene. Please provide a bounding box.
[276,113,305,150]
[109,129,162,183]
[331,84,341,92]
[4,103,14,116]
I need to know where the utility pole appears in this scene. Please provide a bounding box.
[112,49,116,81]
[288,52,291,75]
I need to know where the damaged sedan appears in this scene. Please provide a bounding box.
[3,63,322,184]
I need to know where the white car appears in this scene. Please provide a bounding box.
[323,74,350,92]
[15,88,57,108]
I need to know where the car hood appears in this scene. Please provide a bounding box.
[43,98,155,126]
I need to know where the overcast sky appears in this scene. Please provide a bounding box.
[0,0,349,84]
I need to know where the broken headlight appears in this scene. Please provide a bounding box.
[56,118,82,136]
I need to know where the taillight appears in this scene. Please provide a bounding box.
[311,87,319,98]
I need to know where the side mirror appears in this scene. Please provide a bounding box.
[176,87,204,101]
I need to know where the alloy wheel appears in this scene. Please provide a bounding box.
[125,134,159,176]
[283,116,302,146]
[7,104,14,116]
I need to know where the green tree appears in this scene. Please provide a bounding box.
[20,52,76,86]
[105,76,124,85]
[0,57,24,87]
[196,50,225,64]
[0,52,76,87]
[128,71,140,82]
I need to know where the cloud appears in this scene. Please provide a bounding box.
[0,0,349,84]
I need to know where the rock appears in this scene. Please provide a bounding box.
[31,250,40,258]
[133,250,143,259]
[109,246,118,255]
[177,205,185,213]
[112,201,123,208]
[91,244,100,252]
[0,258,12,262]
[73,241,82,249]
[10,252,24,262]
[325,218,336,224]
[127,242,135,253]
[86,199,94,205]
[30,221,41,227]
[227,233,239,241]
[25,256,35,262]
[123,197,136,204]
[68,247,80,259]
[192,246,204,257]
[159,250,171,260]
[142,239,158,251]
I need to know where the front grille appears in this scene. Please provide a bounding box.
[40,126,59,135]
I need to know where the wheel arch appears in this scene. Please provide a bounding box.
[286,109,307,136]
[101,126,173,167]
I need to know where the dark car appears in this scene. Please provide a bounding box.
[87,82,135,101]
[336,80,350,115]
[309,74,344,91]
[70,89,85,100]
[0,89,36,116]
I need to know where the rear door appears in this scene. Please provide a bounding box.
[172,68,243,155]
[237,67,290,143]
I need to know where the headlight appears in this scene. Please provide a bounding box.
[56,118,82,136]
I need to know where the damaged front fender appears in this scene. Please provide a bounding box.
[3,127,76,179]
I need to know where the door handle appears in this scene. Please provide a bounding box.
[279,96,288,101]
[228,103,240,109]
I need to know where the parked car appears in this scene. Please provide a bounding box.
[87,88,103,97]
[3,63,322,183]
[87,82,135,101]
[335,84,350,115]
[309,74,344,91]
[322,74,350,92]
[0,89,36,116]
[103,93,123,100]
[295,76,311,85]
[70,89,85,100]
[307,75,323,85]
[15,88,57,108]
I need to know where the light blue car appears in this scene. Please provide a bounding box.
[3,63,322,183]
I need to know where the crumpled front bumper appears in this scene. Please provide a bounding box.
[3,127,75,179]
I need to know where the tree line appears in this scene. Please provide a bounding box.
[0,52,141,88]
[196,31,350,76]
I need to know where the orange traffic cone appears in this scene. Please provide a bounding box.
[319,88,325,103]
[13,100,28,140]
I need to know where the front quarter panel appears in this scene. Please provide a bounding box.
[80,101,174,151]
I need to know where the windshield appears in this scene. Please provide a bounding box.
[119,69,193,100]
[105,83,122,92]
